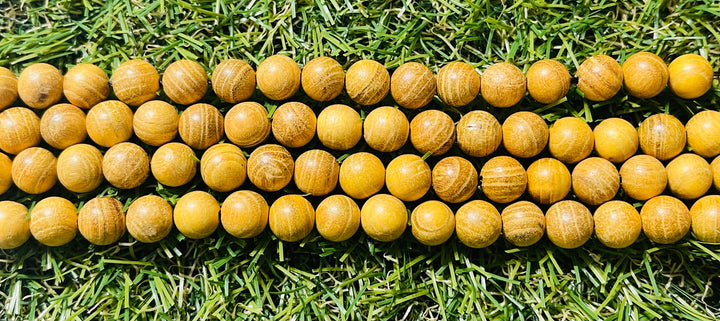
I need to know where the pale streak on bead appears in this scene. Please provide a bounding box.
[526,59,570,104]
[455,200,501,248]
[78,197,126,246]
[385,154,431,202]
[619,155,667,201]
[345,60,389,106]
[411,200,455,246]
[545,200,593,249]
[30,197,77,247]
[572,157,619,206]
[126,195,173,243]
[577,55,623,102]
[40,103,87,149]
[622,52,668,99]
[638,113,686,161]
[594,201,642,249]
[111,60,159,106]
[162,60,208,105]
[502,111,548,158]
[436,61,479,107]
[315,195,360,242]
[432,156,477,204]
[410,109,455,156]
[294,149,339,196]
[63,63,109,108]
[0,107,41,155]
[0,153,11,195]
[301,57,344,102]
[640,195,690,244]
[178,103,224,150]
[85,100,134,147]
[133,100,179,146]
[102,142,149,190]
[0,67,18,110]
[271,102,315,148]
[501,201,545,247]
[150,142,197,187]
[481,62,526,108]
[316,104,362,150]
[17,63,63,109]
[686,110,720,158]
[200,143,247,193]
[593,118,638,163]
[247,144,294,192]
[57,144,103,193]
[363,106,408,153]
[480,156,527,204]
[11,147,57,194]
[256,55,301,101]
[212,59,256,104]
[548,117,594,164]
[221,190,269,239]
[391,62,436,109]
[268,195,315,242]
[690,195,720,243]
[456,110,502,157]
[225,101,271,148]
[526,158,571,204]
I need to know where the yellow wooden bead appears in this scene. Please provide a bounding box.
[622,52,668,99]
[480,62,526,108]
[78,197,126,246]
[11,147,57,194]
[391,62,436,109]
[256,55,301,101]
[480,156,527,204]
[17,63,63,109]
[502,111,548,158]
[436,61,480,107]
[455,200,501,248]
[363,106,408,153]
[577,55,623,101]
[133,100,179,146]
[526,158,571,204]
[526,59,571,104]
[432,156,478,204]
[345,60,389,105]
[301,57,344,102]
[571,157,619,206]
[271,102,316,148]
[360,194,407,242]
[86,100,134,147]
[685,110,720,158]
[126,195,173,243]
[317,104,362,150]
[0,201,30,249]
[594,201,642,248]
[593,118,638,163]
[150,142,197,187]
[409,109,455,156]
[29,197,77,246]
[221,190,268,239]
[178,103,224,150]
[315,194,360,242]
[0,153,11,196]
[162,60,208,105]
[666,153,712,200]
[294,149,339,196]
[0,67,18,111]
[212,59,256,104]
[0,107,41,155]
[713,156,720,191]
[57,144,104,193]
[641,195,690,244]
[638,113,686,161]
[40,104,87,149]
[501,201,545,247]
[339,152,385,200]
[225,102,270,148]
[174,191,220,239]
[668,54,714,99]
[102,142,149,190]
[411,200,455,246]
[690,195,720,243]
[63,63,109,108]
[548,117,594,164]
[268,195,315,242]
[619,155,667,201]
[456,110,502,157]
[111,60,159,106]
[200,143,247,192]
[545,200,594,249]
[385,154,431,202]
[246,144,294,192]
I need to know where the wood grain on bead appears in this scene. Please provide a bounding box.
[301,57,344,102]
[0,153,11,195]
[686,110,720,158]
[577,55,623,101]
[102,142,149,190]
[363,106,409,152]
[668,54,714,99]
[548,117,594,164]
[11,147,57,194]
[432,156,478,204]
[271,101,316,148]
[151,143,197,187]
[456,110,502,157]
[225,102,270,148]
[317,104,362,150]
[78,197,126,246]
[86,100,134,147]
[594,201,642,248]
[40,104,87,149]
[502,111,548,158]
[221,190,269,239]
[162,60,208,105]
[638,113,686,161]
[0,201,30,249]
[360,194,407,242]
[63,63,109,108]
[571,157,619,206]
[501,201,545,247]
[339,152,385,199]
[411,201,455,246]
[174,191,220,239]
[316,194,360,242]
[0,107,41,155]
[545,200,593,249]
[526,158,571,204]
[410,109,455,156]
[133,100,179,146]
[247,144,294,192]
[126,195,173,243]
[480,62,526,108]
[436,61,480,107]
[0,67,18,110]
[385,154,431,202]
[391,62,436,109]
[268,195,315,242]
[526,59,571,104]
[480,156,527,204]
[593,118,638,163]
[256,55,301,101]
[200,143,247,192]
[57,144,104,193]
[641,195,691,244]
[619,155,667,201]
[17,63,63,109]
[345,60,390,105]
[622,52,668,99]
[455,200,501,248]
[212,59,256,103]
[713,156,720,191]
[690,195,720,243]
[111,60,159,106]
[29,197,77,246]
[666,153,712,200]
[178,103,224,150]
[294,149,339,196]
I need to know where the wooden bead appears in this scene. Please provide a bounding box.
[17,63,63,109]
[11,147,57,194]
[480,62,526,108]
[57,144,103,193]
[63,63,109,108]
[0,67,18,110]
[29,197,77,246]
[247,144,294,192]
[86,100,134,147]
[502,111,548,158]
[102,142,149,189]
[526,158,571,204]
[133,100,179,146]
[221,190,268,239]
[78,197,126,246]
[317,104,362,150]
[686,110,720,158]
[455,200,501,248]
[111,60,159,106]
[668,54,714,99]
[256,55,301,100]
[713,156,720,191]
[436,61,480,107]
[339,152,385,199]
[571,157,619,206]
[593,118,638,163]
[363,106,409,152]
[594,201,642,248]
[577,55,623,101]
[501,201,545,247]
[526,59,571,104]
[150,143,197,187]
[548,117,594,164]
[0,201,30,249]
[200,143,247,192]
[294,149,339,196]
[411,200,455,246]
[638,113,686,160]
[345,60,389,105]
[666,153,712,200]
[410,109,455,156]
[162,60,208,105]
[0,107,40,154]
[360,194,407,242]
[316,194,360,242]
[0,153,11,195]
[690,195,720,243]
[641,195,691,244]
[619,155,667,201]
[480,156,527,204]
[301,57,344,102]
[174,191,219,239]
[126,195,173,243]
[178,103,224,150]
[622,52,668,99]
[545,200,593,249]
[456,110,502,157]
[225,102,270,148]
[432,156,478,204]
[212,59,256,103]
[40,104,87,149]
[268,195,314,242]
[391,62,436,109]
[271,102,316,148]
[385,154,431,202]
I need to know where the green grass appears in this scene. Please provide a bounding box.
[1,0,720,320]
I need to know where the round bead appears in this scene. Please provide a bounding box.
[133,100,179,146]
[212,59,256,103]
[271,102,316,148]
[385,154,431,202]
[480,62,526,108]
[0,153,11,195]
[200,143,247,192]
[436,61,480,107]
[225,102,270,148]
[78,197,126,246]
[339,152,385,199]
[668,54,714,99]
[501,201,545,247]
[410,109,455,156]
[577,55,623,101]
[548,117,594,164]
[317,104,362,150]
[315,194,360,242]
[102,142,149,189]
[622,52,668,99]
[57,144,104,193]
[455,200,501,248]
[526,59,571,104]
[256,55,301,100]
[480,156,527,204]
[391,62,436,109]
[111,60,159,106]
[545,200,594,249]
[456,110,502,157]
[221,190,269,239]
[0,107,41,155]
[29,197,77,246]
[63,63,109,108]
[178,103,224,150]
[294,149,339,196]
[571,157,619,206]
[666,153,712,200]
[713,156,720,191]
[301,57,344,102]
[0,201,30,249]
[363,106,409,153]
[268,195,315,242]
[690,195,720,243]
[638,113,686,160]
[619,155,667,201]
[85,100,134,147]
[526,158,571,204]
[432,156,478,204]
[162,60,208,105]
[174,191,220,239]
[411,201,455,246]
[594,201,642,248]
[502,111,548,158]
[345,60,390,105]
[11,147,57,194]
[360,194,407,242]
[40,104,87,149]
[126,195,173,243]
[247,144,294,192]
[0,67,18,111]
[686,110,720,158]
[150,142,197,187]
[641,195,691,244]
[593,118,638,163]
[17,63,63,109]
